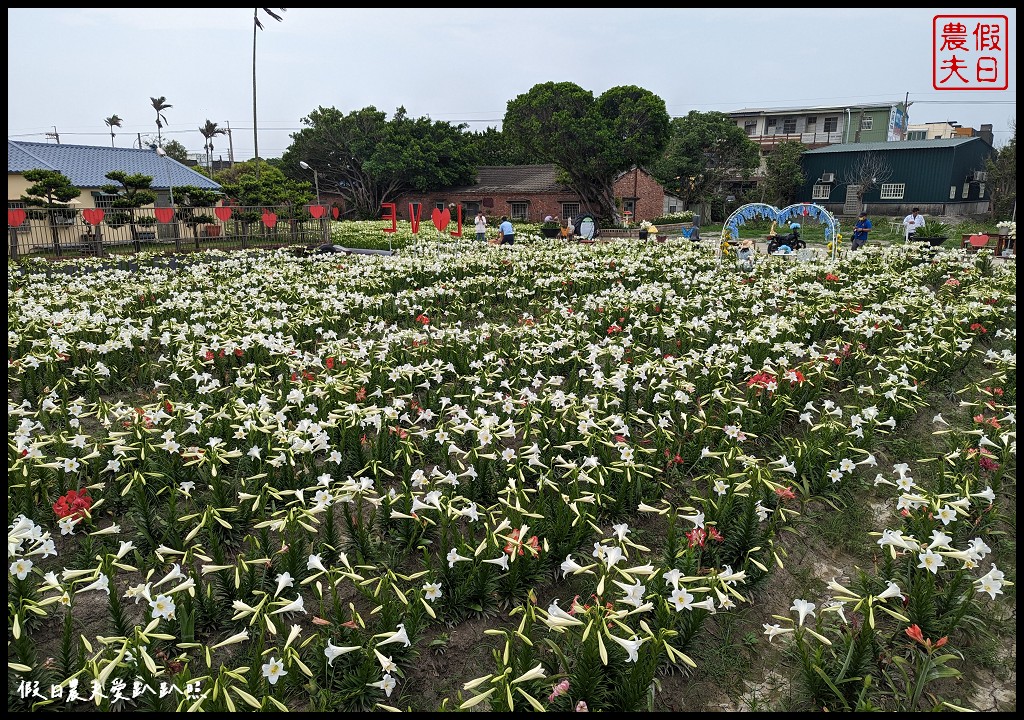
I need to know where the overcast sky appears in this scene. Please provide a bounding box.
[8,8,1017,163]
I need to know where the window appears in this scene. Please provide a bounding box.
[93,192,119,210]
[962,183,969,199]
[812,184,831,200]
[622,199,636,217]
[744,120,756,136]
[879,183,905,200]
[510,202,528,221]
[979,183,986,198]
[907,130,926,140]
[824,116,838,133]
[950,186,957,199]
[766,117,777,132]
[783,118,797,134]
[806,115,817,129]
[561,202,580,221]
[861,116,873,130]
[435,201,447,211]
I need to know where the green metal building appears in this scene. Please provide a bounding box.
[799,137,995,219]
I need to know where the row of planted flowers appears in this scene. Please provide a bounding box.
[8,233,1015,711]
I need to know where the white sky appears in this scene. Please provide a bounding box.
[8,8,1017,162]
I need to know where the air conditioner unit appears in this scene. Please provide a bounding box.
[972,171,988,182]
[820,173,836,183]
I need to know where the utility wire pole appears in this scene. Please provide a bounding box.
[226,121,235,166]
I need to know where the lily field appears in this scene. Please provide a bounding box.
[7,227,1017,712]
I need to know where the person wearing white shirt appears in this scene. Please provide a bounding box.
[902,208,925,240]
[474,212,487,242]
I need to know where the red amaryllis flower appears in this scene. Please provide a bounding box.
[415,313,430,325]
[685,528,707,548]
[774,486,796,501]
[970,323,987,333]
[53,488,92,520]
[905,624,948,651]
[746,371,777,390]
[325,356,335,370]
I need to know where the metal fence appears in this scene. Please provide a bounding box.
[7,206,333,261]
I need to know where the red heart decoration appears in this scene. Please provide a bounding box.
[261,211,278,228]
[154,208,174,223]
[8,209,26,227]
[331,206,339,220]
[215,206,232,222]
[309,204,326,219]
[83,209,105,225]
[431,207,451,232]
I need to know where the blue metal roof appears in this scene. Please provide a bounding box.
[8,140,221,191]
[802,137,980,154]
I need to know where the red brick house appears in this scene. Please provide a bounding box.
[391,164,667,224]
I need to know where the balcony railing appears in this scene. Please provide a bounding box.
[746,131,845,146]
[7,205,333,260]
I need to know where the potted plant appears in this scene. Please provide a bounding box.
[910,219,950,247]
[540,219,560,238]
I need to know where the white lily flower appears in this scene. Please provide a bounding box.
[510,663,548,684]
[376,623,411,648]
[607,633,644,663]
[790,598,816,626]
[324,640,361,666]
[271,594,306,615]
[763,623,794,642]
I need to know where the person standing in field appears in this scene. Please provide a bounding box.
[902,207,925,240]
[851,211,872,250]
[474,211,487,242]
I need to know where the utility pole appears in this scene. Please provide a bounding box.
[903,91,910,141]
[45,127,60,144]
[226,121,235,166]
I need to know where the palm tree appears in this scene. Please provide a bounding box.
[199,120,228,176]
[253,8,285,181]
[150,96,173,146]
[104,114,123,147]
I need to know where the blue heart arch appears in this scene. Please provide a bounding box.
[721,202,840,259]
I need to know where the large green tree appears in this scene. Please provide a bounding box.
[162,139,190,163]
[281,106,478,219]
[466,127,536,166]
[217,161,312,211]
[762,140,806,207]
[502,82,671,222]
[654,111,759,222]
[986,119,1015,219]
[100,171,158,251]
[20,169,82,255]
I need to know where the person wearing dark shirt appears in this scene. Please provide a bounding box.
[852,212,872,250]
